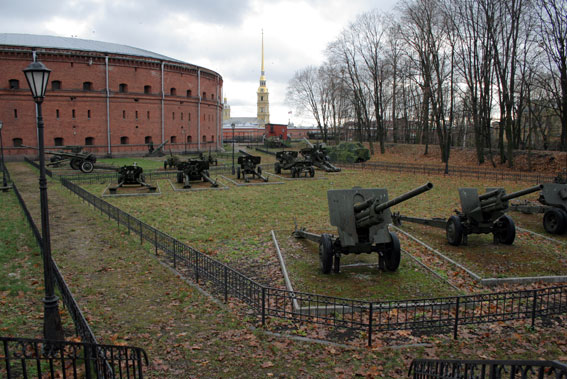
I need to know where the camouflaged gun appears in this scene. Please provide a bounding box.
[294,183,433,274]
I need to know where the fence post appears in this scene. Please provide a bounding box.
[195,252,199,283]
[368,302,373,347]
[453,297,460,340]
[224,266,228,303]
[154,229,158,255]
[127,215,130,234]
[531,290,538,329]
[262,287,266,326]
[140,222,143,244]
[84,344,92,379]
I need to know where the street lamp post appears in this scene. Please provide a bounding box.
[0,121,7,190]
[23,61,64,343]
[182,127,187,155]
[231,123,235,175]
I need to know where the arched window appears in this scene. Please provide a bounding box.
[170,88,176,96]
[187,135,192,143]
[202,135,206,143]
[211,135,215,142]
[83,81,93,91]
[120,136,129,145]
[144,136,153,144]
[186,89,192,97]
[9,79,19,89]
[85,137,95,145]
[12,138,23,147]
[202,92,206,98]
[54,137,64,146]
[211,94,214,100]
[51,81,61,90]
[144,85,152,94]
[119,83,128,93]
[170,136,177,143]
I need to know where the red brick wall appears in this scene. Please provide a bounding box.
[0,47,223,157]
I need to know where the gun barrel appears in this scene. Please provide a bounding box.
[302,138,314,148]
[238,149,252,157]
[354,182,433,216]
[501,184,543,201]
[479,189,502,201]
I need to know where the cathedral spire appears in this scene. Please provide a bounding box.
[257,29,270,124]
[261,29,265,76]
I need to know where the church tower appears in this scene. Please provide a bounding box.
[257,30,270,125]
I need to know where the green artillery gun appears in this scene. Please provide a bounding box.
[109,163,156,194]
[144,139,168,157]
[510,173,567,235]
[274,151,315,178]
[300,139,341,172]
[23,145,98,173]
[294,183,433,274]
[237,150,268,182]
[393,184,543,246]
[176,159,218,189]
[198,151,218,166]
[164,151,180,170]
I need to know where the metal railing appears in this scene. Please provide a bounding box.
[339,161,557,184]
[408,358,567,378]
[57,172,567,346]
[1,336,148,379]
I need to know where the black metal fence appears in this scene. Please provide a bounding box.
[1,336,148,379]
[408,358,567,378]
[6,165,149,376]
[339,161,557,184]
[57,171,567,346]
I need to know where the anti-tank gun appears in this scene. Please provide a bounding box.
[300,138,341,172]
[109,163,156,194]
[294,183,433,274]
[274,151,315,178]
[23,145,97,173]
[393,184,542,246]
[237,150,268,182]
[176,159,218,189]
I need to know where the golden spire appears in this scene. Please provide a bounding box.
[261,29,265,76]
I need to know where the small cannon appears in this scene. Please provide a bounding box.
[164,151,180,170]
[539,182,567,234]
[300,139,341,172]
[237,150,268,182]
[145,139,168,157]
[274,151,315,178]
[176,159,218,189]
[294,183,433,274]
[109,164,156,194]
[393,184,543,246]
[23,145,97,173]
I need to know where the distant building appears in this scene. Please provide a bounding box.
[222,97,231,121]
[257,31,270,125]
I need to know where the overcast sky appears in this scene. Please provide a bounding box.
[1,0,398,126]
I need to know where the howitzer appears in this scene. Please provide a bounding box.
[393,184,542,246]
[274,150,315,178]
[23,145,97,173]
[145,139,168,157]
[164,150,180,170]
[176,159,218,188]
[109,164,156,194]
[237,150,268,182]
[300,138,341,172]
[294,183,433,274]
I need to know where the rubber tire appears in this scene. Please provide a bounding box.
[319,234,334,274]
[384,231,401,272]
[70,158,81,170]
[309,167,315,177]
[543,208,567,235]
[446,216,463,246]
[80,161,94,173]
[237,167,241,179]
[257,166,262,175]
[494,215,516,245]
[274,162,281,174]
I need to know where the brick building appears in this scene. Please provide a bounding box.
[0,33,223,157]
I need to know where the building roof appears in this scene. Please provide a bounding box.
[223,117,265,128]
[0,33,183,63]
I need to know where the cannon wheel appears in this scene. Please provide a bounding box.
[543,208,567,235]
[70,158,82,170]
[446,216,463,246]
[319,234,334,274]
[257,166,262,175]
[176,172,183,184]
[237,167,241,179]
[80,160,94,173]
[384,231,401,272]
[291,167,297,178]
[274,162,281,174]
[494,215,516,245]
[309,167,315,177]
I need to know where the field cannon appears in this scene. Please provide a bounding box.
[393,184,543,246]
[109,164,156,194]
[294,183,433,274]
[237,150,268,182]
[176,159,218,189]
[274,151,315,178]
[23,145,98,173]
[300,139,341,172]
[163,151,181,170]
